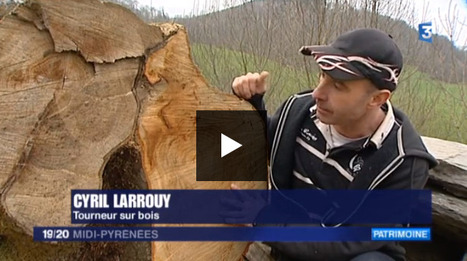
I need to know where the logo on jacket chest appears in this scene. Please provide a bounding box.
[349,155,364,176]
[300,128,317,141]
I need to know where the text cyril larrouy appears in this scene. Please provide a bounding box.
[72,193,171,222]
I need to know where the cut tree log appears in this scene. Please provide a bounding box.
[403,137,467,261]
[140,23,267,261]
[422,137,467,245]
[0,0,266,260]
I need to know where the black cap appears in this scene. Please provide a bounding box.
[300,28,403,91]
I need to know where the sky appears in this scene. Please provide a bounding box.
[136,0,467,48]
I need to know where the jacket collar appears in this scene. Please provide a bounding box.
[309,101,396,150]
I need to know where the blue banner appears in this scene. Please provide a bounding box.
[372,228,431,241]
[34,226,432,242]
[71,190,431,225]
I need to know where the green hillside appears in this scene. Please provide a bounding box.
[191,43,467,144]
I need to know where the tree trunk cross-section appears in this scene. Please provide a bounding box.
[140,23,266,261]
[0,0,266,260]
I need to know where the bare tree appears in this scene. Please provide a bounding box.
[180,0,467,143]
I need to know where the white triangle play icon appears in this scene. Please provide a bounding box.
[221,133,242,158]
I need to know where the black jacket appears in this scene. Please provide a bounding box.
[247,90,438,261]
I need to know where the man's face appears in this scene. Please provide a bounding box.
[312,72,377,126]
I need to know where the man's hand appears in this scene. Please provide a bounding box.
[232,71,269,100]
[219,184,267,226]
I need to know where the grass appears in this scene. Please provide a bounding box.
[190,43,467,144]
[190,44,316,109]
[393,67,467,143]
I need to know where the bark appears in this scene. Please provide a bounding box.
[403,137,467,261]
[422,137,467,245]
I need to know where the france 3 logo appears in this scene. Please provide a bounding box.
[418,22,433,43]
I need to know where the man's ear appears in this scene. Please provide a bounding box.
[370,89,391,108]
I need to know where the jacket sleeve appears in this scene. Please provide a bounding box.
[376,156,430,189]
[245,94,289,157]
[264,158,430,260]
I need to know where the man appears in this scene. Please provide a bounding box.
[231,29,438,261]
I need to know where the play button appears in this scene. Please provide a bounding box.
[196,110,267,181]
[221,133,242,158]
